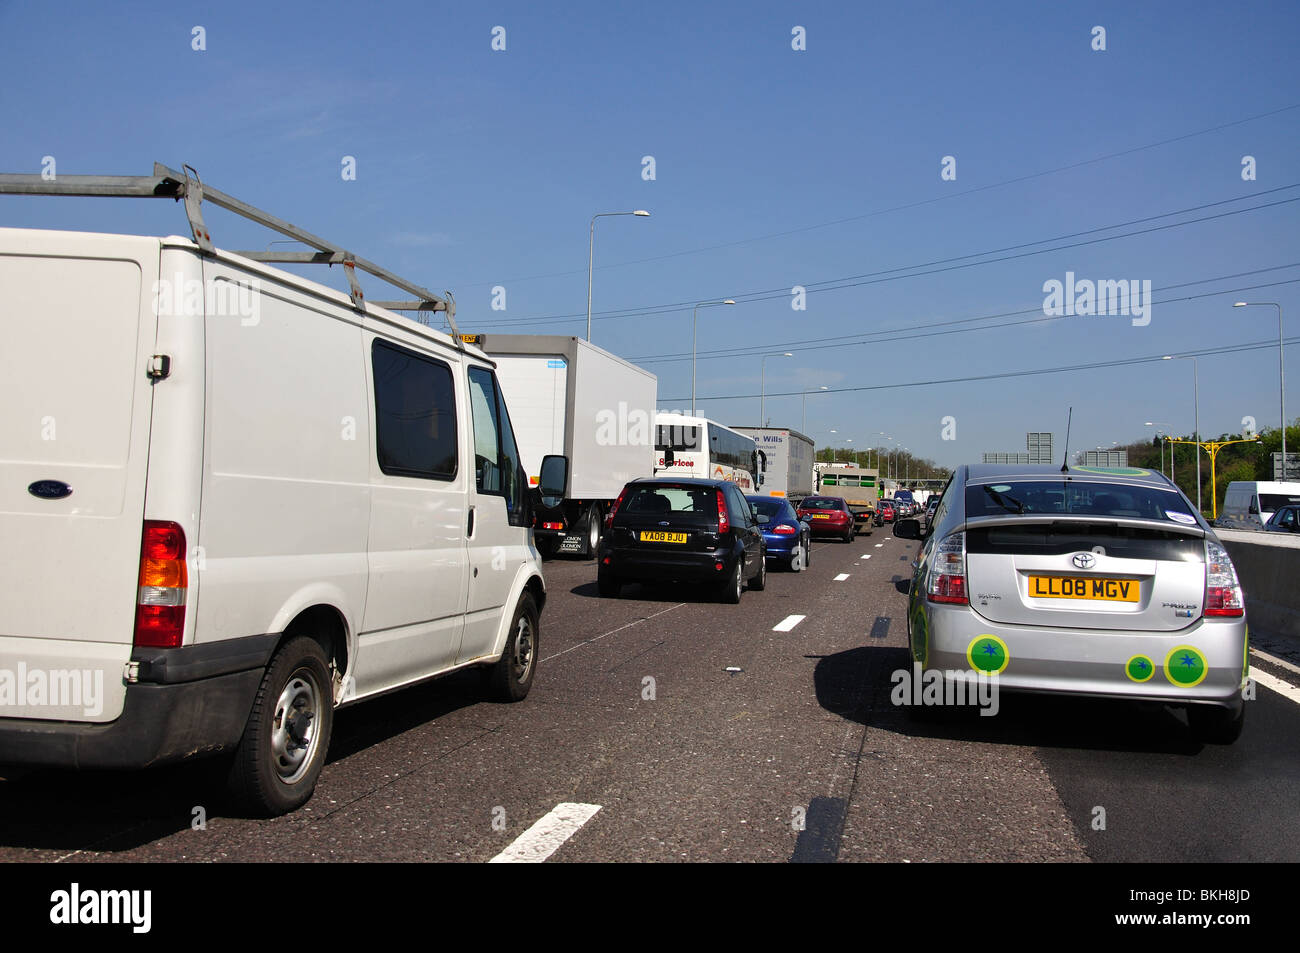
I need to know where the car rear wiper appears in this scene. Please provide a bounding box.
[983,485,1025,514]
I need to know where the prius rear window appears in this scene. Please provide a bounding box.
[965,481,1195,523]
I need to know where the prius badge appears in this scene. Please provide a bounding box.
[1071,553,1096,570]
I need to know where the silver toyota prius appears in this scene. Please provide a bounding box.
[896,464,1248,742]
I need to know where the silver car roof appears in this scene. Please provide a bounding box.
[964,463,1177,490]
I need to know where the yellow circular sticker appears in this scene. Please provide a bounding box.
[967,635,1009,675]
[1163,645,1208,687]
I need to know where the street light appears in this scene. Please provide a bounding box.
[1163,355,1201,512]
[1234,301,1287,475]
[761,352,793,426]
[802,385,828,433]
[1145,421,1171,477]
[586,210,650,342]
[691,299,735,415]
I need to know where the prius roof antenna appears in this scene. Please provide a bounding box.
[1061,407,1073,472]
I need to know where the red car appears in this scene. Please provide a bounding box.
[796,496,856,543]
[876,500,898,525]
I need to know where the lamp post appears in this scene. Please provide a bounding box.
[691,299,735,415]
[1163,355,1200,512]
[760,352,793,426]
[802,385,828,433]
[586,210,649,342]
[1234,302,1287,476]
[1145,421,1172,478]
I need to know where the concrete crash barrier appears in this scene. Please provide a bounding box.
[1217,528,1300,645]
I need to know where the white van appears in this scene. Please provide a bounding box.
[1218,481,1300,530]
[0,188,567,814]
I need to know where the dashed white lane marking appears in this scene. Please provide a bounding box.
[834,573,850,581]
[541,603,683,662]
[860,554,872,560]
[773,614,806,632]
[489,803,602,863]
[1252,647,1300,678]
[874,543,884,548]
[1250,667,1300,706]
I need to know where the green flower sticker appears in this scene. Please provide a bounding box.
[1125,654,1156,683]
[1163,645,1208,687]
[967,635,1009,675]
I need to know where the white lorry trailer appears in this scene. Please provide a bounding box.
[477,335,657,558]
[736,427,816,501]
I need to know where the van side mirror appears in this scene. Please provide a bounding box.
[538,455,568,508]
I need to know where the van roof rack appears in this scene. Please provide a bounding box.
[0,161,461,342]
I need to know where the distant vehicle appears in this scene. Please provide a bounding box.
[876,500,898,524]
[893,488,916,510]
[796,496,856,543]
[814,465,878,535]
[923,496,941,527]
[654,413,763,492]
[1263,504,1300,534]
[896,464,1247,743]
[1218,481,1300,530]
[748,495,812,571]
[483,334,657,559]
[598,478,766,603]
[736,427,815,501]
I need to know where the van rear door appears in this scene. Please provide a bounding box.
[0,229,159,722]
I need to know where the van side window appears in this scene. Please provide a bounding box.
[468,366,527,526]
[372,340,458,480]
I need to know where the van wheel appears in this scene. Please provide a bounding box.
[719,561,743,604]
[1187,704,1244,744]
[227,636,333,817]
[485,593,539,702]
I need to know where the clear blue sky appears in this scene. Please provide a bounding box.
[3,0,1297,467]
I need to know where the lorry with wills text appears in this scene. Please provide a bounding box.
[814,464,879,536]
[735,427,815,501]
[475,334,657,558]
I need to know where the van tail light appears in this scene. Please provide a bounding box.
[134,520,188,648]
[1204,539,1244,617]
[716,489,729,534]
[927,531,968,605]
[606,486,630,529]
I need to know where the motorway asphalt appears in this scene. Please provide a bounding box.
[1,525,1296,863]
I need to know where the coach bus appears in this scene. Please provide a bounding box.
[654,412,764,491]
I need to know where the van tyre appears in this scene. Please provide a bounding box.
[485,593,539,702]
[1187,703,1244,744]
[227,636,333,817]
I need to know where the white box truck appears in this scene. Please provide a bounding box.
[735,427,816,500]
[477,335,657,558]
[0,164,566,815]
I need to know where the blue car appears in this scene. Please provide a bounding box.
[748,496,812,572]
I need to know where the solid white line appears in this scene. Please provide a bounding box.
[773,614,806,632]
[834,573,850,581]
[540,603,683,662]
[1251,647,1300,678]
[489,803,602,863]
[1250,667,1300,706]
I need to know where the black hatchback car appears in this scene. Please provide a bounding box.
[597,478,766,603]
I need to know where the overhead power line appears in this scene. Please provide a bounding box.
[455,102,1300,289]
[471,187,1300,331]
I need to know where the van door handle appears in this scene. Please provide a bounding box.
[467,506,475,537]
